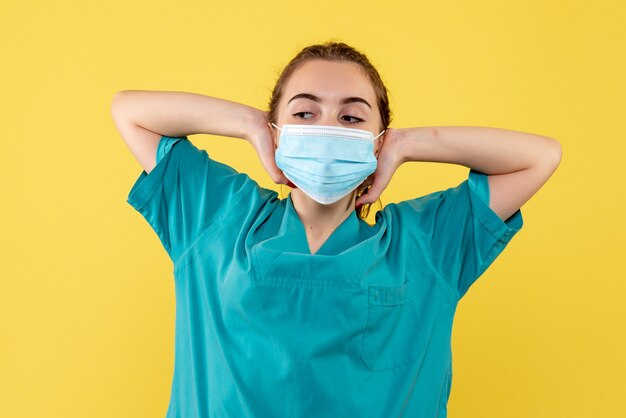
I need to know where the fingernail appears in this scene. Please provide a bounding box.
[287,180,297,188]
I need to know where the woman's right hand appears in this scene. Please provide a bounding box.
[245,110,290,186]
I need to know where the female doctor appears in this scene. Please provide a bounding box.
[112,41,561,418]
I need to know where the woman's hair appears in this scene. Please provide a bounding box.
[267,40,393,221]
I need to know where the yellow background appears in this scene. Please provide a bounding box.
[1,0,624,416]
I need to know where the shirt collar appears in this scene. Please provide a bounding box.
[286,193,367,255]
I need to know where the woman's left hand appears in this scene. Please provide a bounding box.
[355,127,406,207]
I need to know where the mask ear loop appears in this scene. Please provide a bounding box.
[268,122,282,148]
[373,129,386,158]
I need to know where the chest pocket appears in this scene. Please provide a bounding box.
[360,280,427,372]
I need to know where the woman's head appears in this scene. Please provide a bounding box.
[267,41,393,220]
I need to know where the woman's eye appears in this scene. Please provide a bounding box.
[342,115,364,124]
[293,112,314,119]
[293,112,363,123]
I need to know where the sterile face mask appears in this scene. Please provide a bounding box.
[271,123,386,205]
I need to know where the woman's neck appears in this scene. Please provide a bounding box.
[290,189,355,239]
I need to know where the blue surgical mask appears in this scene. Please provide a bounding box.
[271,123,386,205]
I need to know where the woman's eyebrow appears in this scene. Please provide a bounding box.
[288,93,372,109]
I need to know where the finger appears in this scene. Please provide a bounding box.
[272,159,290,185]
[265,158,289,185]
[361,173,375,188]
[355,168,392,207]
[255,137,289,185]
[355,190,375,208]
[355,174,379,207]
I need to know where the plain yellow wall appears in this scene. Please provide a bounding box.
[1,0,624,417]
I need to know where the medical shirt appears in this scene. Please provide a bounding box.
[127,135,524,418]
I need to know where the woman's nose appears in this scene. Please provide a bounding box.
[317,115,343,127]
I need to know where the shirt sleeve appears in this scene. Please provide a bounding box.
[396,168,524,301]
[126,135,261,264]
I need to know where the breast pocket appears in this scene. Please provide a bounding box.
[360,280,427,372]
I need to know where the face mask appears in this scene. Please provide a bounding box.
[271,123,386,205]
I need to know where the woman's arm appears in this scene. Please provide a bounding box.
[111,90,262,140]
[397,126,562,221]
[111,90,288,184]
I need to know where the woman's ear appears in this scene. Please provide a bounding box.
[268,122,279,149]
[374,137,383,158]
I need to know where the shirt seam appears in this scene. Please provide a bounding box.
[468,171,523,243]
[172,176,258,273]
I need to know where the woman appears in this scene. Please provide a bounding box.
[111,41,561,418]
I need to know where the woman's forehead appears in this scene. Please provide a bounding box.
[284,60,376,105]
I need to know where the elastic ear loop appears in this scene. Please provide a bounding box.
[373,129,386,140]
[268,122,281,148]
